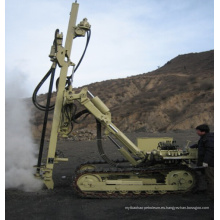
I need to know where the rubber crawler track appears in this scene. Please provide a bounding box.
[73,160,199,198]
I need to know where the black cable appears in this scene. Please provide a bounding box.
[60,105,90,136]
[37,66,56,171]
[56,29,91,90]
[72,109,90,124]
[33,28,90,109]
[96,120,138,168]
[32,66,56,111]
[96,120,151,168]
[32,29,60,111]
[73,29,91,74]
[60,103,77,135]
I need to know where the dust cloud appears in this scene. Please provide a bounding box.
[5,72,43,191]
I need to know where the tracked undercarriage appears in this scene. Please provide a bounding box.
[73,160,198,198]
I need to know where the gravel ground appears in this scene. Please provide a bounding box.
[6,131,214,220]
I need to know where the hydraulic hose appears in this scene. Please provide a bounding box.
[56,29,91,89]
[73,29,91,74]
[32,65,56,111]
[36,65,57,171]
[32,29,60,111]
[96,120,150,168]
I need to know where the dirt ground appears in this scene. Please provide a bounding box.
[5,131,214,220]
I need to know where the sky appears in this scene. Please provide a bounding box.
[5,0,214,97]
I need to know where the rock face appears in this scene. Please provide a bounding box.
[29,50,214,140]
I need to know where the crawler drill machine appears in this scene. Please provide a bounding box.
[33,2,199,198]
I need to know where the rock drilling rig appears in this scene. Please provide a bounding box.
[33,2,199,198]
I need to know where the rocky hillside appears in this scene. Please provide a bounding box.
[29,50,214,140]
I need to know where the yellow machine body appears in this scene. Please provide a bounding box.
[33,2,199,198]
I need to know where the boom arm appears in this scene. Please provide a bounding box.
[63,87,146,164]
